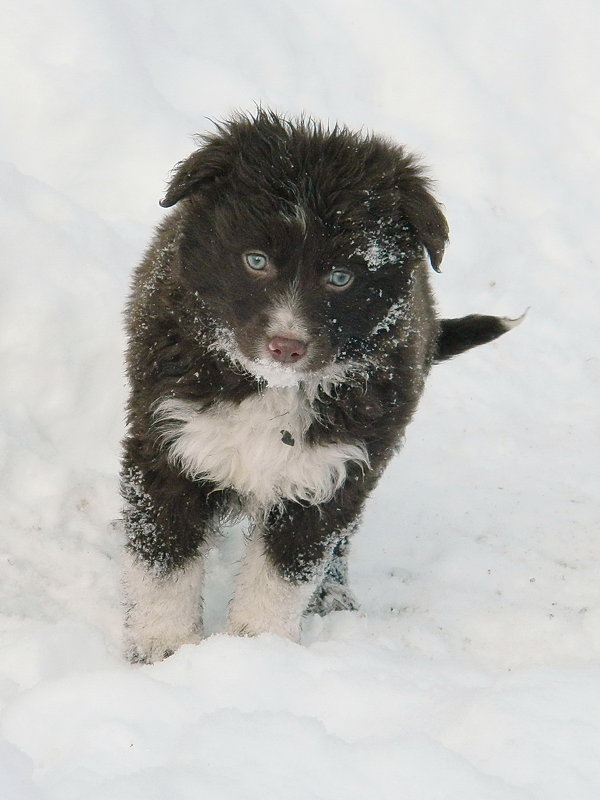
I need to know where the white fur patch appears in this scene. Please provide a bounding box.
[227,532,316,640]
[155,388,369,507]
[229,355,309,389]
[501,308,529,330]
[280,203,308,233]
[267,290,310,342]
[122,552,205,662]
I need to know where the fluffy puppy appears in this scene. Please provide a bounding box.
[121,110,519,663]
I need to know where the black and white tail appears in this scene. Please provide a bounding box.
[435,311,526,362]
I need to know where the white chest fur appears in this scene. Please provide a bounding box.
[155,388,368,507]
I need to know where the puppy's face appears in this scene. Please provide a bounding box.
[164,114,448,385]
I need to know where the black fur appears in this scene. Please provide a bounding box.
[121,110,517,660]
[435,314,516,361]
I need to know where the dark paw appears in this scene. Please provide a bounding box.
[306,582,360,616]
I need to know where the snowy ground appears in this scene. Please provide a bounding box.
[1,1,599,797]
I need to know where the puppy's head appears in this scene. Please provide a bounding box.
[161,111,448,386]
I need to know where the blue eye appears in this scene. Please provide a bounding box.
[244,252,268,271]
[327,269,354,288]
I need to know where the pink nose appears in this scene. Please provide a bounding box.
[268,336,307,364]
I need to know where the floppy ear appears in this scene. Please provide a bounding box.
[159,137,232,208]
[393,153,449,271]
[401,182,449,272]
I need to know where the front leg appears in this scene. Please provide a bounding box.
[120,444,224,663]
[122,549,206,663]
[228,481,366,641]
[226,529,318,641]
[306,536,360,616]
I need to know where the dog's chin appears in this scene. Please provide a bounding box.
[240,356,310,388]
[210,326,357,392]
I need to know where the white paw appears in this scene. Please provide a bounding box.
[126,630,202,664]
[121,553,205,664]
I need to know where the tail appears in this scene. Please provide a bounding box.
[434,310,526,363]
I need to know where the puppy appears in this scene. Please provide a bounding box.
[121,110,520,663]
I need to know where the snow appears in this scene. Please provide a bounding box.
[352,218,417,272]
[1,0,599,798]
